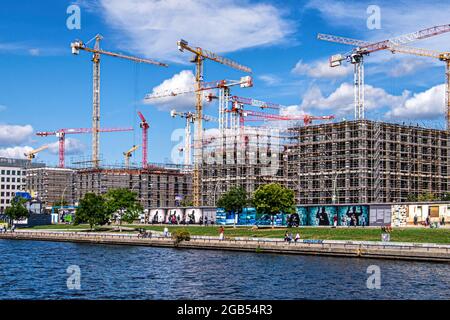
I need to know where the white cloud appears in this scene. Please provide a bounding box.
[258,74,281,86]
[0,146,34,159]
[144,70,212,111]
[96,0,294,62]
[386,84,445,120]
[307,0,450,51]
[300,82,408,116]
[0,124,34,146]
[48,138,85,155]
[28,48,40,56]
[292,59,353,78]
[386,57,430,78]
[299,82,446,121]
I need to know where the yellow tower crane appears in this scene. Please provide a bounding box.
[24,145,49,163]
[176,39,251,206]
[124,145,139,168]
[71,34,168,168]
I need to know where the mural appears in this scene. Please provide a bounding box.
[237,207,257,225]
[217,205,371,226]
[337,205,369,227]
[308,206,337,226]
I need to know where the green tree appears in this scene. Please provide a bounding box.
[53,199,69,207]
[74,193,110,230]
[252,183,295,225]
[417,192,436,202]
[217,186,248,215]
[104,188,143,225]
[441,193,450,201]
[4,197,29,226]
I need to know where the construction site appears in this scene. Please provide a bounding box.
[16,24,450,210]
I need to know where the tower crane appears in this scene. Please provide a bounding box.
[137,111,150,168]
[230,107,335,128]
[24,145,49,163]
[317,24,450,119]
[388,46,450,130]
[170,109,218,166]
[230,96,282,110]
[36,127,133,168]
[177,39,252,206]
[124,145,140,168]
[144,77,252,100]
[71,34,168,168]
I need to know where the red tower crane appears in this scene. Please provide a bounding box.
[137,111,149,168]
[36,127,133,168]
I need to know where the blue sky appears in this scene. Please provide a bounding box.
[1,0,449,166]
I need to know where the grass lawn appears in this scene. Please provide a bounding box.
[25,224,450,244]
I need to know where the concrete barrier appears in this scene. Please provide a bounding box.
[0,230,448,262]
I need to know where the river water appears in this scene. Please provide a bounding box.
[0,239,448,300]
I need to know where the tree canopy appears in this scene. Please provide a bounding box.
[74,193,110,230]
[104,188,143,224]
[4,197,29,224]
[252,183,295,218]
[217,186,248,214]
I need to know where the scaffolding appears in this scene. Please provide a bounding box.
[287,120,449,204]
[200,125,295,206]
[75,165,192,209]
[26,167,75,206]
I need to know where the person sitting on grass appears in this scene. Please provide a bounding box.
[294,233,300,242]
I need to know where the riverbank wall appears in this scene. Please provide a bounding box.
[1,230,449,263]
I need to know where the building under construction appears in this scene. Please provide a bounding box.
[200,126,294,206]
[200,120,449,205]
[26,167,76,207]
[75,165,192,209]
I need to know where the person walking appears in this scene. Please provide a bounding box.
[441,216,445,226]
[414,214,418,226]
[333,215,338,228]
[219,226,224,241]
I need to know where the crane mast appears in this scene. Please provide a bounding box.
[170,110,218,166]
[177,39,251,206]
[317,24,450,120]
[71,34,167,169]
[36,126,133,168]
[137,111,150,168]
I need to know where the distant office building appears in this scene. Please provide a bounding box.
[0,157,44,213]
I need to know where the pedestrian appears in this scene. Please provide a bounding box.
[219,226,224,241]
[425,215,430,227]
[333,215,338,228]
[163,226,169,237]
[204,217,208,226]
[288,232,293,243]
[284,231,289,242]
[414,214,418,226]
[441,216,445,226]
[360,214,366,227]
[294,233,300,243]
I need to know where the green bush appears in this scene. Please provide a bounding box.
[171,229,191,244]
